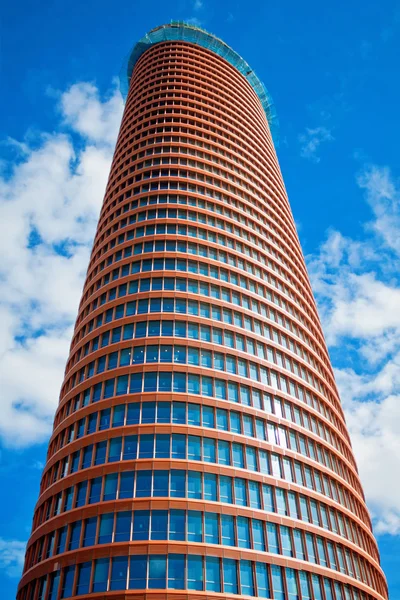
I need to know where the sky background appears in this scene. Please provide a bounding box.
[1,0,400,597]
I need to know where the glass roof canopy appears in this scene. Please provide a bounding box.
[120,21,279,144]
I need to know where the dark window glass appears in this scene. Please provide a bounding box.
[148,555,166,589]
[115,511,131,542]
[119,471,134,499]
[93,558,109,593]
[129,556,147,589]
[133,510,150,540]
[98,513,113,544]
[110,556,128,591]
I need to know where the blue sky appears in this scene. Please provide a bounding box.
[1,0,400,598]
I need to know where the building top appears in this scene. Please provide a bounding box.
[120,21,279,144]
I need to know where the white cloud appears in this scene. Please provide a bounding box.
[0,538,26,579]
[0,81,123,447]
[299,126,334,162]
[193,0,203,10]
[308,163,400,533]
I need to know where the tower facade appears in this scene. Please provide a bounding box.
[17,23,387,600]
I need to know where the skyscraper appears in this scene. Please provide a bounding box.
[17,22,388,600]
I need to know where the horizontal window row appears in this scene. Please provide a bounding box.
[60,368,346,472]
[116,75,284,221]
[109,109,286,229]
[96,177,294,286]
[54,382,352,489]
[66,341,328,423]
[83,249,318,347]
[127,44,277,156]
[21,554,373,600]
[52,397,344,469]
[77,288,321,380]
[75,284,324,381]
[120,79,277,188]
[29,508,372,588]
[97,178,304,295]
[89,201,305,296]
[37,468,373,558]
[41,432,364,526]
[92,174,321,346]
[104,112,290,245]
[65,314,342,445]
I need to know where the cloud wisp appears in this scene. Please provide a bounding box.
[0,538,26,579]
[299,126,334,162]
[0,82,123,447]
[307,163,400,534]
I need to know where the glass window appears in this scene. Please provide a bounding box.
[246,446,257,471]
[221,514,235,546]
[292,529,305,560]
[170,470,186,497]
[157,401,171,423]
[108,437,122,462]
[110,556,128,591]
[83,517,97,547]
[56,527,67,555]
[155,433,170,458]
[218,440,230,465]
[267,522,279,553]
[188,555,203,591]
[151,510,168,540]
[232,443,244,468]
[153,470,169,497]
[237,516,251,548]
[223,559,238,594]
[240,560,254,596]
[103,473,118,501]
[139,434,154,458]
[98,513,113,544]
[188,471,201,499]
[256,562,270,598]
[115,511,131,542]
[61,566,75,598]
[129,556,147,589]
[203,438,216,462]
[75,481,87,507]
[136,470,152,498]
[132,510,150,540]
[286,568,299,600]
[271,565,285,600]
[188,511,202,542]
[205,556,221,592]
[188,403,200,425]
[122,435,137,460]
[68,521,81,550]
[148,555,166,589]
[172,434,186,459]
[234,478,247,506]
[205,513,219,544]
[76,562,91,596]
[204,472,217,501]
[280,525,293,557]
[169,509,185,541]
[299,571,312,600]
[306,533,316,563]
[219,475,232,504]
[246,481,260,509]
[168,554,185,590]
[48,572,60,600]
[172,401,186,423]
[252,519,265,551]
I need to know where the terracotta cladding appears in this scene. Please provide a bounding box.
[17,39,388,600]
